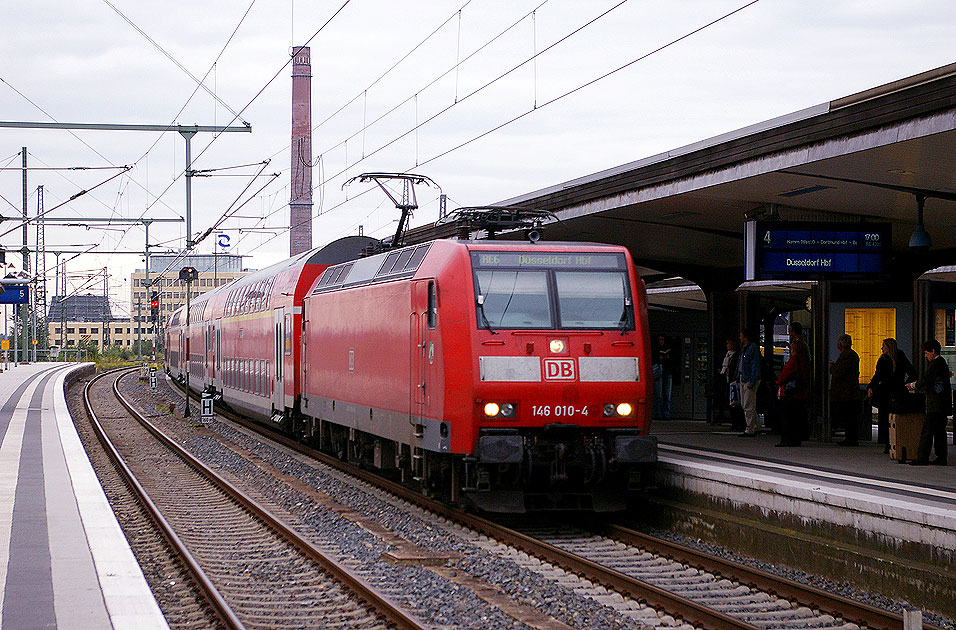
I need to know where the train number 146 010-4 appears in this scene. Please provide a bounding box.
[532,405,588,417]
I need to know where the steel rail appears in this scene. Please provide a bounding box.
[83,367,245,630]
[175,375,937,630]
[170,378,757,630]
[116,370,427,630]
[600,521,941,630]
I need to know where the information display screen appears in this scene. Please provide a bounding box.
[750,222,890,280]
[472,251,624,270]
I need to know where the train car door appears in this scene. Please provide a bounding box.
[205,321,217,385]
[273,308,285,412]
[410,280,437,425]
[213,319,222,390]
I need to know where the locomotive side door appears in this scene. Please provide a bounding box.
[410,280,437,425]
[273,308,285,411]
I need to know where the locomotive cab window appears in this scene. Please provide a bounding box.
[556,271,631,328]
[427,281,438,329]
[471,251,632,331]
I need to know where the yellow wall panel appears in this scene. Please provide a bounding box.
[844,308,896,384]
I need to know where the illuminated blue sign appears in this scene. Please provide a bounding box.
[0,285,29,304]
[752,222,890,279]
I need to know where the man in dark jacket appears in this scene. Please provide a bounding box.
[831,334,862,446]
[906,339,949,465]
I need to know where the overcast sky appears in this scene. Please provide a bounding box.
[2,0,955,315]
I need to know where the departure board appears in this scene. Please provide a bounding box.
[749,221,891,280]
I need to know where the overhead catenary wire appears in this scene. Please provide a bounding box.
[99,0,247,123]
[417,0,762,169]
[0,167,132,239]
[120,0,352,261]
[235,0,619,246]
[309,0,474,136]
[0,77,184,220]
[0,1,262,272]
[240,0,762,257]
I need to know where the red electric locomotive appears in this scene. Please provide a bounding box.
[298,239,656,512]
[168,234,656,512]
[166,236,377,422]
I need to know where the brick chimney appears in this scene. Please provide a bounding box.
[290,46,313,256]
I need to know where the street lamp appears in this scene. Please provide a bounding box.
[179,266,198,416]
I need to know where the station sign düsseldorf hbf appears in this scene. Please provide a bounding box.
[745,221,891,280]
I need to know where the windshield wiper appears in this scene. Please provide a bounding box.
[618,297,632,334]
[476,294,498,334]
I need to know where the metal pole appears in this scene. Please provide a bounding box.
[60,256,66,351]
[13,305,18,367]
[31,295,36,362]
[102,267,109,349]
[21,148,29,363]
[180,131,196,250]
[136,298,141,361]
[184,276,191,417]
[52,251,61,350]
[145,220,155,359]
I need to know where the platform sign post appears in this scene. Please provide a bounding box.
[201,391,214,424]
[149,366,157,390]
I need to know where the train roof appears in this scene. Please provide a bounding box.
[169,235,379,324]
[309,238,634,295]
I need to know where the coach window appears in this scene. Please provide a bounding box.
[427,281,437,329]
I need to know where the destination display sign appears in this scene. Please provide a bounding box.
[750,222,891,280]
[472,252,624,270]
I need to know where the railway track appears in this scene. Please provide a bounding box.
[164,371,940,630]
[84,368,426,630]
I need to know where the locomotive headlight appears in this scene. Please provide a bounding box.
[549,339,566,354]
[483,402,516,418]
[604,402,634,417]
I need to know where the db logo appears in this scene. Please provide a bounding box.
[543,359,576,381]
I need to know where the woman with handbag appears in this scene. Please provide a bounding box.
[866,338,915,453]
[776,323,811,447]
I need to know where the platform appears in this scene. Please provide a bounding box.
[0,362,168,630]
[650,418,955,544]
[647,417,956,617]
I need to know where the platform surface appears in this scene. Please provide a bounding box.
[0,362,168,630]
[651,417,956,544]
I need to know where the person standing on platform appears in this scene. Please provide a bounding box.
[866,338,915,453]
[737,328,761,437]
[831,334,861,446]
[906,339,949,466]
[653,335,674,420]
[775,322,811,446]
[713,337,738,424]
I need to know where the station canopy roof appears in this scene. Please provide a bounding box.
[407,63,956,310]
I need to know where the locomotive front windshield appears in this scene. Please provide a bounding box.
[472,251,633,330]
